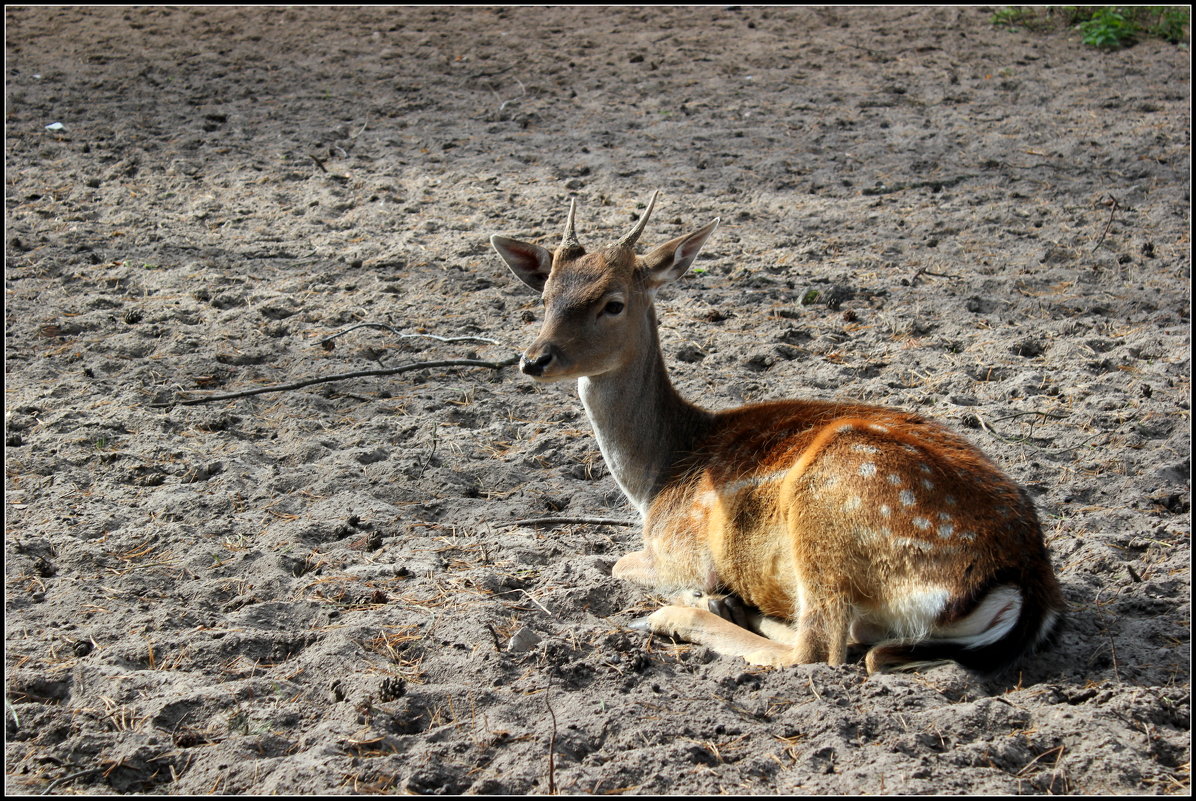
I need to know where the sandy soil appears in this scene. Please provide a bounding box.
[4,6,1190,795]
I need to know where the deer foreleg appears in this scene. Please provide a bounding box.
[630,605,795,664]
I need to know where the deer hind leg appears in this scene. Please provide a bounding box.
[791,597,852,666]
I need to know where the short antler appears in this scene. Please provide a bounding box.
[558,197,583,256]
[616,190,659,249]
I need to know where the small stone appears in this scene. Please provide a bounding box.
[506,626,542,653]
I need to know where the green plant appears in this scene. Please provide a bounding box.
[991,7,1037,29]
[1076,7,1137,48]
[1145,6,1191,42]
[992,6,1190,49]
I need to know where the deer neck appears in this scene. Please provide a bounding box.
[577,309,712,515]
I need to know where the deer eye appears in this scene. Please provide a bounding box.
[602,300,625,316]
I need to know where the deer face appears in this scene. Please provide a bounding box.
[491,192,719,381]
[517,245,644,381]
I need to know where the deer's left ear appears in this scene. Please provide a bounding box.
[491,235,553,293]
[641,218,720,289]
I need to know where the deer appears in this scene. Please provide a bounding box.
[490,191,1065,674]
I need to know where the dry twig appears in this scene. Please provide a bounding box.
[40,768,102,795]
[1092,194,1120,253]
[316,323,501,348]
[502,516,637,529]
[544,675,558,795]
[149,356,519,408]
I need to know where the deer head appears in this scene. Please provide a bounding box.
[490,191,720,381]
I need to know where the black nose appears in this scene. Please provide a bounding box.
[520,352,553,377]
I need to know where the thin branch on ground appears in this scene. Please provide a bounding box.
[972,411,1106,455]
[315,322,502,348]
[495,78,526,112]
[545,674,558,796]
[40,768,102,795]
[909,266,961,285]
[1092,194,1120,253]
[149,357,519,408]
[501,516,637,529]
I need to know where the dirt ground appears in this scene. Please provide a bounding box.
[4,6,1190,795]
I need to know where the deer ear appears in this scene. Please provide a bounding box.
[491,235,553,293]
[641,218,720,289]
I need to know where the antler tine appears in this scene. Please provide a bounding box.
[617,189,659,249]
[559,197,582,254]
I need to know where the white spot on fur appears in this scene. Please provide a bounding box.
[899,489,916,507]
[853,443,879,454]
[921,478,935,490]
[912,516,931,530]
[845,495,862,512]
[919,463,932,475]
[937,522,955,538]
[722,469,789,496]
[859,462,877,478]
[857,527,882,545]
[888,474,903,486]
[879,504,892,517]
[958,530,976,542]
[893,536,932,552]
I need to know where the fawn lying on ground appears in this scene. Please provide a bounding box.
[491,192,1064,673]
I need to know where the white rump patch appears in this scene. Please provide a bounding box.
[876,585,951,641]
